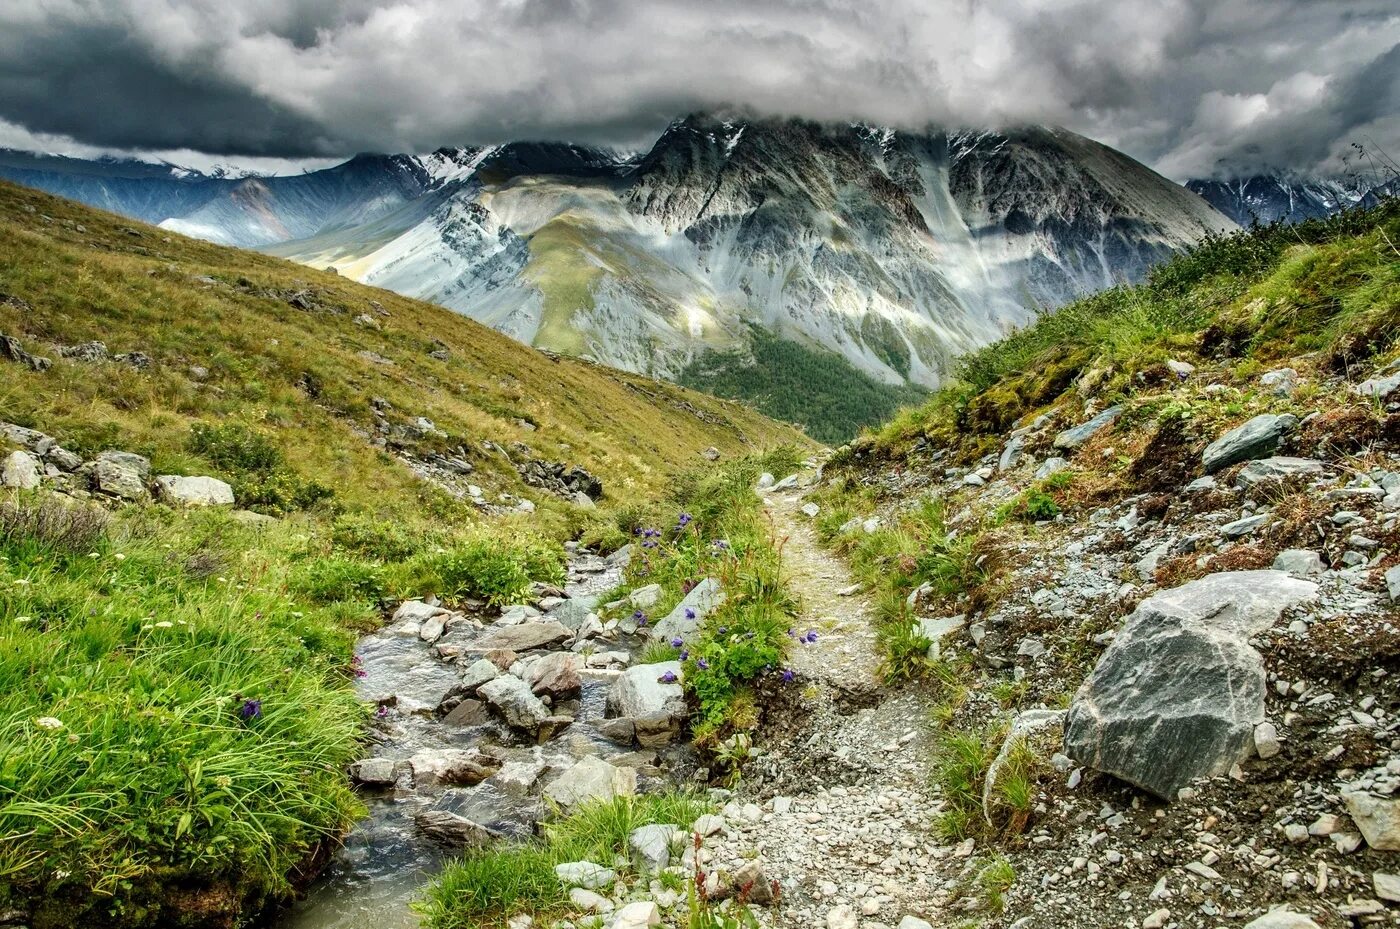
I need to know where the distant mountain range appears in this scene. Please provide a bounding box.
[1185,175,1364,226]
[0,116,1237,439]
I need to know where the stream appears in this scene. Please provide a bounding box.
[273,544,674,929]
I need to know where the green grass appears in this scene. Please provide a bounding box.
[681,323,927,444]
[418,792,713,929]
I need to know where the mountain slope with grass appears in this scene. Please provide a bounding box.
[0,180,810,929]
[743,198,1400,927]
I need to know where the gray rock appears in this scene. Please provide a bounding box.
[1235,457,1324,489]
[1222,513,1270,538]
[524,652,582,700]
[898,919,935,929]
[1357,372,1400,400]
[983,709,1065,820]
[1202,414,1299,473]
[1273,550,1325,577]
[59,340,109,362]
[1343,792,1400,850]
[649,578,724,644]
[773,474,799,490]
[1053,406,1122,451]
[1167,359,1195,378]
[89,451,150,500]
[549,599,595,631]
[1242,909,1321,929]
[606,544,634,568]
[627,584,662,609]
[998,435,1025,472]
[609,901,660,929]
[415,809,499,846]
[442,699,489,727]
[1386,565,1400,602]
[478,675,551,733]
[1064,571,1318,799]
[543,756,637,809]
[478,620,572,652]
[1254,721,1281,758]
[756,472,775,490]
[393,600,449,625]
[348,758,398,786]
[628,823,676,873]
[569,887,613,914]
[554,861,616,890]
[607,661,684,720]
[152,475,235,507]
[408,749,499,786]
[800,501,820,518]
[701,446,721,461]
[45,446,82,471]
[1260,368,1299,397]
[1373,873,1400,903]
[2,450,41,489]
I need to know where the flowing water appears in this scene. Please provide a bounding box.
[273,548,658,929]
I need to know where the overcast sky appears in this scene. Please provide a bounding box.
[0,0,1396,180]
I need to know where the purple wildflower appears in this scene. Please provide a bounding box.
[697,658,710,670]
[803,630,819,644]
[679,649,690,661]
[659,671,678,684]
[238,698,262,721]
[671,637,684,648]
[781,669,795,683]
[632,609,648,628]
[375,705,389,719]
[685,608,696,620]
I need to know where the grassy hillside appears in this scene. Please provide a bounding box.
[0,180,810,928]
[862,197,1400,464]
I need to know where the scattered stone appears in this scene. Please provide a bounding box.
[1202,413,1299,473]
[554,861,616,890]
[1054,406,1122,451]
[477,620,572,652]
[1235,457,1324,489]
[801,502,821,518]
[608,662,684,723]
[347,758,397,786]
[153,475,235,507]
[524,652,582,700]
[1,450,41,489]
[628,823,676,873]
[609,901,660,929]
[1272,550,1325,576]
[1253,721,1281,758]
[88,450,151,500]
[408,749,498,787]
[1035,457,1070,480]
[1241,908,1321,929]
[1260,368,1299,396]
[998,435,1025,471]
[1343,791,1400,850]
[543,756,636,809]
[1373,873,1400,902]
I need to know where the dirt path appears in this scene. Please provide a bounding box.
[701,474,959,929]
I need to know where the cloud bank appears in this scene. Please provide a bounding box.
[0,0,1395,179]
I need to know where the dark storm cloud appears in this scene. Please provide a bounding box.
[0,0,1395,177]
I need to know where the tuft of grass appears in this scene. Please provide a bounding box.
[977,855,1016,913]
[418,792,713,929]
[931,724,1001,841]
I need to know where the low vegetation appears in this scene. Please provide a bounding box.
[418,793,713,929]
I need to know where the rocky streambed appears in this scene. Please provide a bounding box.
[274,543,697,929]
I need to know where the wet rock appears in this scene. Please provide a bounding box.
[409,749,499,787]
[1065,570,1318,799]
[555,860,616,890]
[598,717,635,745]
[484,648,519,670]
[2,450,41,489]
[348,758,398,786]
[442,699,490,727]
[1235,457,1324,489]
[543,756,637,809]
[607,662,684,720]
[461,658,501,691]
[1054,406,1121,451]
[633,712,682,748]
[549,599,595,631]
[1343,791,1400,850]
[649,580,724,645]
[478,620,572,652]
[524,652,582,700]
[478,675,551,733]
[1202,413,1299,473]
[153,475,235,506]
[414,809,499,847]
[392,599,448,625]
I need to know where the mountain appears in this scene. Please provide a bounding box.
[1184,173,1366,226]
[0,116,1234,439]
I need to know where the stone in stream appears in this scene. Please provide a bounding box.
[484,648,519,670]
[497,604,540,626]
[414,809,500,847]
[555,860,617,889]
[477,620,572,652]
[348,758,399,786]
[648,580,724,645]
[607,662,684,720]
[524,651,582,700]
[408,749,500,787]
[477,674,551,733]
[442,699,490,727]
[1064,570,1318,799]
[1202,413,1299,473]
[461,657,501,691]
[597,717,636,745]
[393,599,450,625]
[549,598,596,631]
[543,756,637,809]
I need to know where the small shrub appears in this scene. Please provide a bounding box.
[0,496,109,554]
[290,556,386,605]
[397,533,565,606]
[330,513,423,561]
[187,422,333,515]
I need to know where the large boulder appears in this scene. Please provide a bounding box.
[477,674,551,733]
[1053,406,1121,451]
[1202,414,1298,473]
[2,450,41,489]
[607,661,684,720]
[543,756,637,809]
[154,475,235,507]
[1065,571,1317,799]
[478,620,572,652]
[649,579,724,644]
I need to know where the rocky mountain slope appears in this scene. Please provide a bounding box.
[0,117,1233,440]
[1186,174,1366,227]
